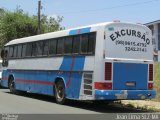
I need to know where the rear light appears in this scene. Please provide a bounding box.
[95,82,112,90]
[105,62,112,80]
[148,83,153,90]
[149,64,153,81]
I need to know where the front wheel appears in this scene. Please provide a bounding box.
[55,80,66,104]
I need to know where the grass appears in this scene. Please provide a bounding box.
[154,62,160,101]
[120,101,160,112]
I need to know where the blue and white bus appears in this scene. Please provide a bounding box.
[1,22,156,104]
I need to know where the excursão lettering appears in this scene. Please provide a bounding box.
[110,29,150,45]
[109,29,151,52]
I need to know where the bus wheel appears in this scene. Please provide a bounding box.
[9,77,17,94]
[55,80,66,104]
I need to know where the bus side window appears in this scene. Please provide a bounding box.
[26,43,32,57]
[64,36,72,54]
[88,33,96,54]
[32,42,37,57]
[49,39,57,56]
[57,38,64,55]
[36,41,43,56]
[13,45,18,58]
[17,44,22,58]
[43,40,49,56]
[72,35,80,54]
[9,46,14,58]
[80,34,88,54]
[22,44,26,58]
[4,46,9,58]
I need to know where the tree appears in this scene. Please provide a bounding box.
[41,15,64,33]
[0,8,64,48]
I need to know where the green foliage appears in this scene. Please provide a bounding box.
[41,15,64,33]
[154,62,160,101]
[0,7,64,48]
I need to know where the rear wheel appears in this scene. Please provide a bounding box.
[8,77,17,94]
[55,80,66,104]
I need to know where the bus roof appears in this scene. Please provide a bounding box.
[5,22,148,46]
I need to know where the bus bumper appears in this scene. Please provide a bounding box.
[95,90,156,100]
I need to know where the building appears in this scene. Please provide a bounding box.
[145,20,160,61]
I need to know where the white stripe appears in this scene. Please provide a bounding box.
[83,56,95,71]
[8,57,63,70]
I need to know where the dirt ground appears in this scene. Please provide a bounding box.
[120,100,160,112]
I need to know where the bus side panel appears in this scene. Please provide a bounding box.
[2,55,86,99]
[113,62,148,90]
[14,70,25,91]
[13,55,85,99]
[15,70,55,95]
[30,71,48,94]
[1,70,9,87]
[59,56,85,99]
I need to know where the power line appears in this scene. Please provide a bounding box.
[56,0,159,15]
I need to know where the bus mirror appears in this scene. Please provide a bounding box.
[1,49,5,58]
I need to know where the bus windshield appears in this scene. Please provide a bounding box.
[105,23,153,61]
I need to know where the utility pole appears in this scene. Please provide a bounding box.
[37,0,41,34]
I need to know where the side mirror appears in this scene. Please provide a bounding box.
[1,49,5,59]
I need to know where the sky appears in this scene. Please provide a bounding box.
[0,0,160,29]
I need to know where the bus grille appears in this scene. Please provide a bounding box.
[83,72,93,95]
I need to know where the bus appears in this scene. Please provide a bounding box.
[0,59,2,87]
[0,22,156,104]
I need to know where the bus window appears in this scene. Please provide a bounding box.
[32,42,37,57]
[49,39,57,55]
[17,44,22,58]
[9,46,14,58]
[36,41,43,56]
[72,36,80,54]
[64,37,72,54]
[13,45,18,58]
[22,44,26,58]
[26,43,32,57]
[4,46,9,58]
[43,40,49,56]
[88,33,96,54]
[57,38,64,55]
[80,34,88,54]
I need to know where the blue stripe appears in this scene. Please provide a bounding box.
[69,27,91,35]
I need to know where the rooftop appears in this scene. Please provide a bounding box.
[145,20,160,26]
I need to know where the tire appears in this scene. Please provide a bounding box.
[8,77,17,94]
[55,80,66,104]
